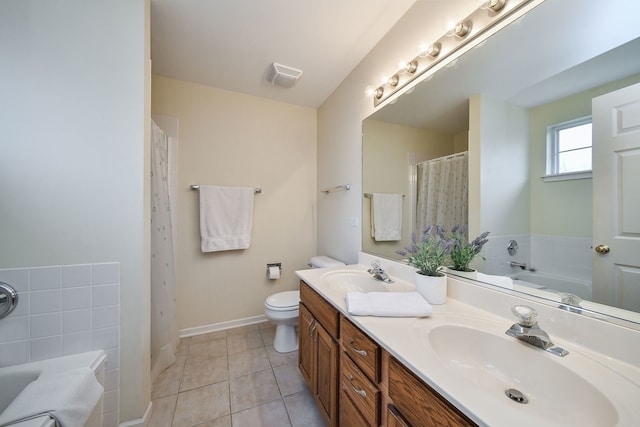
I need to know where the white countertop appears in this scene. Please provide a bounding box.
[296,263,640,427]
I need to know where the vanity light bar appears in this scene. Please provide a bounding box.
[372,0,540,107]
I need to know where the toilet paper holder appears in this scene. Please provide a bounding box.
[267,263,282,278]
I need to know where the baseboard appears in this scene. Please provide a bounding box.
[119,401,152,427]
[179,314,268,338]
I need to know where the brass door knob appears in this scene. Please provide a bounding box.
[595,244,610,254]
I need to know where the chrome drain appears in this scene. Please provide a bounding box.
[505,388,528,404]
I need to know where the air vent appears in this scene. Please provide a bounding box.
[266,62,303,88]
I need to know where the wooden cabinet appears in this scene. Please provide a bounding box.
[388,356,476,427]
[299,279,478,427]
[299,281,339,427]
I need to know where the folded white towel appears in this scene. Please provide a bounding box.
[0,367,103,427]
[370,193,402,241]
[199,185,254,252]
[346,291,433,317]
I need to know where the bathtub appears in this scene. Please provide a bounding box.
[0,351,106,427]
[512,271,592,300]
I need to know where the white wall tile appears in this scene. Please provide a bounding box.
[104,347,120,370]
[30,266,62,291]
[0,341,29,367]
[63,331,93,355]
[30,313,61,338]
[104,368,120,392]
[0,316,29,342]
[103,411,118,427]
[30,289,62,314]
[92,284,119,307]
[6,292,28,317]
[30,336,62,361]
[63,264,92,288]
[63,287,92,310]
[92,327,119,349]
[93,306,119,329]
[62,309,92,333]
[0,268,29,293]
[92,263,119,285]
[103,389,119,413]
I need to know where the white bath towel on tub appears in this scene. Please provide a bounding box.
[199,185,254,252]
[370,193,402,241]
[0,367,103,427]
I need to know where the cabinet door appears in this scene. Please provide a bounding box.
[315,321,339,427]
[340,389,373,427]
[298,303,315,388]
[387,405,410,427]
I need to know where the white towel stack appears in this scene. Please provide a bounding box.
[370,193,402,241]
[346,291,433,317]
[199,185,255,252]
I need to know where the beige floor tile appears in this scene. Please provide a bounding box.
[258,321,275,330]
[192,415,231,427]
[266,345,298,368]
[152,356,186,400]
[231,399,292,427]
[180,355,228,391]
[188,337,228,362]
[229,369,281,412]
[259,327,277,347]
[273,363,306,396]
[176,337,190,357]
[225,324,259,336]
[227,330,264,354]
[284,388,326,427]
[172,382,230,426]
[228,347,271,379]
[148,394,177,427]
[190,331,226,344]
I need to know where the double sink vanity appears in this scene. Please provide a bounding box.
[295,254,640,426]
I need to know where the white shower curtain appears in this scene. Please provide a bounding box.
[150,120,178,383]
[415,152,468,234]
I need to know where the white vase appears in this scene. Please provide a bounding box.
[414,272,447,304]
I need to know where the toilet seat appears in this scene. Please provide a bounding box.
[265,290,299,311]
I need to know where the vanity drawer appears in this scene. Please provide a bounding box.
[300,280,339,339]
[388,356,476,427]
[341,352,380,426]
[341,316,380,383]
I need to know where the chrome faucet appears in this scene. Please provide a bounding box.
[505,305,568,357]
[367,260,393,283]
[509,261,527,270]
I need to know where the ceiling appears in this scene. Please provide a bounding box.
[150,0,418,108]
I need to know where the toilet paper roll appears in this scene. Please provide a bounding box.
[268,266,281,279]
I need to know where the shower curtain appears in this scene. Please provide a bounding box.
[150,120,178,383]
[415,152,468,234]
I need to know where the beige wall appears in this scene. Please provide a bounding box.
[151,76,317,330]
[362,119,455,259]
[529,73,640,238]
[0,0,151,424]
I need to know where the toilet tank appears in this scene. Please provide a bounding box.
[310,256,345,268]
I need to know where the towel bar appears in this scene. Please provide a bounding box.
[364,193,405,198]
[321,184,350,194]
[191,185,262,194]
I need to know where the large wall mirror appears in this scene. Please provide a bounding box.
[362,0,640,325]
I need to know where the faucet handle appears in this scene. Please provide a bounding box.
[511,305,537,327]
[370,260,381,270]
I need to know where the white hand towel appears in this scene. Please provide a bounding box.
[199,185,254,252]
[346,291,433,317]
[0,367,103,427]
[370,193,402,241]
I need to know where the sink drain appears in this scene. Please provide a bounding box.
[505,388,528,404]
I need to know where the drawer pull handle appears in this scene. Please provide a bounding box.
[311,321,318,343]
[347,373,367,398]
[348,338,368,356]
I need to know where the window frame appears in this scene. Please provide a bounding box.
[544,115,593,182]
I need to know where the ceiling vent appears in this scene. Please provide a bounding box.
[266,62,303,88]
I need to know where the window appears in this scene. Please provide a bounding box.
[545,116,592,181]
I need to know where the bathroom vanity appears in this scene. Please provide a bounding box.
[296,258,640,427]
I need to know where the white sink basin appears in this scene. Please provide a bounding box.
[426,325,618,426]
[320,270,413,293]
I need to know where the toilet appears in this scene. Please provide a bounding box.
[265,256,345,353]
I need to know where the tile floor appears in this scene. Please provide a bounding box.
[149,322,326,427]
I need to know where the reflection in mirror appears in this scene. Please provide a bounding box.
[361,0,640,325]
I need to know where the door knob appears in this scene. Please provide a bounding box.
[595,244,610,254]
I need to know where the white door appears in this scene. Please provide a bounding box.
[592,82,640,311]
